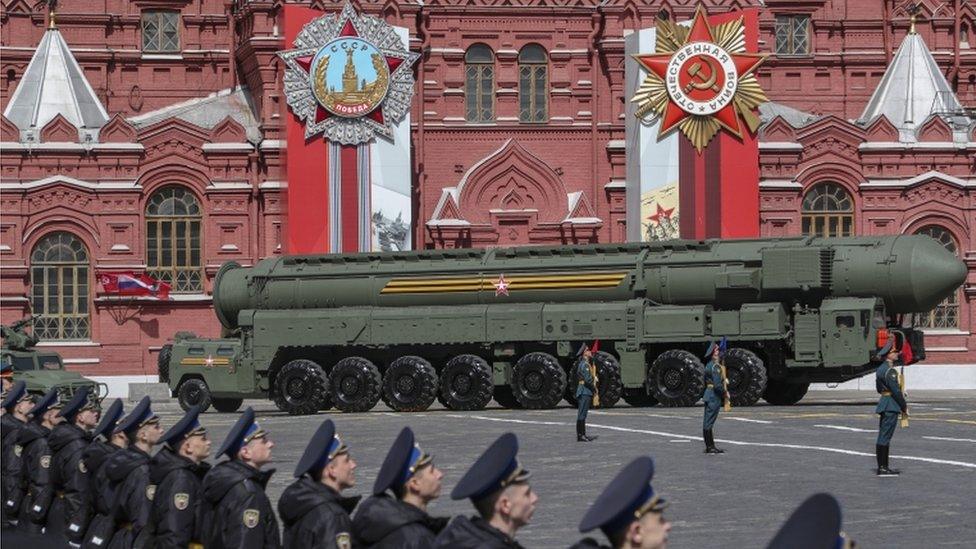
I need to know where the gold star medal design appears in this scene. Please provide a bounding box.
[632,6,768,152]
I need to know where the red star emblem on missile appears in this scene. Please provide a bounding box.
[493,274,510,297]
[648,203,675,225]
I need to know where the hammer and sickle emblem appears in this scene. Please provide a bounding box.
[684,57,721,93]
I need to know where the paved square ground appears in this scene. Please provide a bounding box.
[149,391,976,548]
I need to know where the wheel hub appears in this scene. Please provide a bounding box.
[663,368,682,390]
[452,374,472,395]
[396,374,416,394]
[341,375,361,395]
[287,376,307,398]
[524,371,544,393]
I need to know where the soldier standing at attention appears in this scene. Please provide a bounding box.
[81,399,126,548]
[203,406,280,549]
[48,388,100,542]
[279,419,359,549]
[433,432,537,549]
[353,426,449,547]
[147,404,211,549]
[2,381,33,528]
[570,456,670,549]
[874,337,907,477]
[576,344,598,443]
[104,396,162,548]
[702,341,726,454]
[16,388,63,534]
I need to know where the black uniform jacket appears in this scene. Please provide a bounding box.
[104,446,152,548]
[17,422,53,532]
[146,446,211,549]
[568,538,611,549]
[1,414,26,520]
[202,460,281,549]
[278,476,360,549]
[352,493,449,549]
[48,422,92,542]
[432,515,527,549]
[80,440,121,548]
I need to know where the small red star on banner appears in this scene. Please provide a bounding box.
[493,274,510,297]
[648,203,675,225]
[205,355,214,368]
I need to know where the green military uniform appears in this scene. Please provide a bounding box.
[874,337,907,476]
[575,353,597,442]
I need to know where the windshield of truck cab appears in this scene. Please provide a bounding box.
[38,355,62,370]
[7,355,37,371]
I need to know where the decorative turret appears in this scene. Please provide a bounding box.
[2,0,109,143]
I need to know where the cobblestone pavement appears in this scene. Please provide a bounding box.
[141,391,976,548]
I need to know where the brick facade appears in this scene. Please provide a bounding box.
[1,0,973,375]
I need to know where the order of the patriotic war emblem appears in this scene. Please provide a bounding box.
[279,2,419,145]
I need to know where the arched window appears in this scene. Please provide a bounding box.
[915,225,959,328]
[146,186,203,293]
[518,44,548,123]
[31,232,90,340]
[465,44,495,123]
[801,183,854,237]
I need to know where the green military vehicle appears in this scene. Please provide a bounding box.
[160,235,966,414]
[2,316,108,400]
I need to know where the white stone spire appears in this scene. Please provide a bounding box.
[3,26,109,141]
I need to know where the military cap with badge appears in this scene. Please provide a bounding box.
[91,399,124,442]
[57,386,100,423]
[574,456,669,548]
[113,395,159,436]
[2,380,33,412]
[216,406,268,460]
[765,493,855,549]
[373,426,433,496]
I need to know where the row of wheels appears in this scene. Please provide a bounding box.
[174,346,809,414]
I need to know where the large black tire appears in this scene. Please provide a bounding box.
[331,357,382,413]
[439,354,494,411]
[724,348,768,407]
[621,386,659,407]
[512,352,566,409]
[493,385,522,409]
[177,378,212,412]
[212,398,243,413]
[158,344,172,384]
[647,350,705,407]
[564,351,624,408]
[382,356,438,412]
[763,379,810,405]
[273,359,330,415]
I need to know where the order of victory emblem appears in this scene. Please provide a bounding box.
[279,2,419,145]
[631,6,768,152]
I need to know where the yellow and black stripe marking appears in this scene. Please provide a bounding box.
[179,357,232,366]
[380,271,629,294]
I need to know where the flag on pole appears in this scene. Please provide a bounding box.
[98,272,171,299]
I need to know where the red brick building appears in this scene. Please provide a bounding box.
[1,0,973,385]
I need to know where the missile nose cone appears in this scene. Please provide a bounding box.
[908,235,968,312]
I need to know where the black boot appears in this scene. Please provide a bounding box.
[577,420,587,442]
[875,444,884,471]
[704,429,722,454]
[582,424,598,442]
[877,445,899,476]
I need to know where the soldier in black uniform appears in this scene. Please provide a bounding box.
[48,388,100,542]
[765,493,855,549]
[433,432,537,549]
[16,388,63,534]
[570,456,670,549]
[203,406,280,549]
[147,404,211,549]
[2,381,33,528]
[874,337,907,477]
[104,396,162,548]
[279,419,359,549]
[82,399,126,548]
[353,426,449,547]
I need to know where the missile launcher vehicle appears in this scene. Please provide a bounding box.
[160,235,967,414]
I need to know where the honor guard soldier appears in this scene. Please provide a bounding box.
[433,432,537,549]
[702,340,726,454]
[17,388,63,534]
[765,493,855,549]
[203,406,280,549]
[147,404,211,549]
[575,344,598,442]
[874,337,907,477]
[48,388,100,543]
[279,419,359,549]
[353,427,449,547]
[104,396,162,548]
[2,381,33,528]
[82,399,126,548]
[571,456,670,549]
